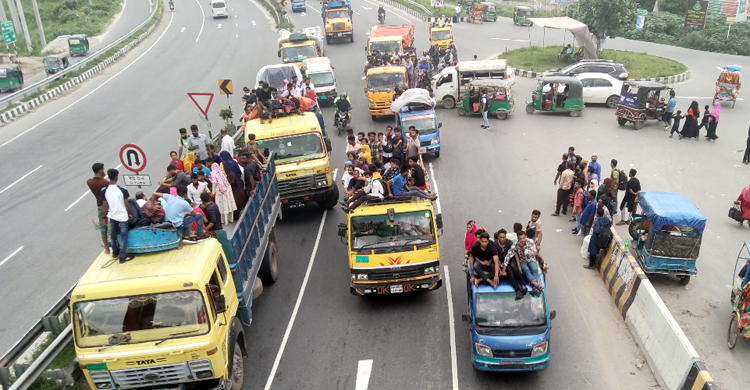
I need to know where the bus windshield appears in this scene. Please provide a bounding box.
[256,133,325,164]
[475,292,546,328]
[350,210,435,251]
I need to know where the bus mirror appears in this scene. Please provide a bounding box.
[435,214,443,229]
[337,223,347,238]
[461,314,470,322]
[214,294,227,314]
[549,310,557,320]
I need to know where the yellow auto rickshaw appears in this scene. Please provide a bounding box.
[0,64,24,93]
[44,53,70,76]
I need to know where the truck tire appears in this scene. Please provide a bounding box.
[442,96,456,109]
[350,32,354,43]
[317,185,339,209]
[326,36,331,44]
[259,229,278,284]
[228,337,245,390]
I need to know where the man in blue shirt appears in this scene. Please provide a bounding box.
[388,166,437,200]
[154,186,206,240]
[192,159,211,177]
[580,190,597,236]
[589,153,601,180]
[663,90,677,130]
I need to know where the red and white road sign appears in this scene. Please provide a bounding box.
[188,92,214,118]
[119,144,147,173]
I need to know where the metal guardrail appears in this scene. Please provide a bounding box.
[0,0,160,109]
[0,285,75,390]
[401,0,431,14]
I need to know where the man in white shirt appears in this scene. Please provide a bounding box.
[101,168,133,263]
[454,4,462,23]
[187,173,209,206]
[220,128,235,155]
[135,191,147,208]
[342,170,385,212]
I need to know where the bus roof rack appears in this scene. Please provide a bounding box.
[361,196,420,206]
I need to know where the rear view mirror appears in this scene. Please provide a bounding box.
[214,294,227,314]
[549,310,557,320]
[461,314,470,322]
[277,50,281,58]
[435,214,443,229]
[438,122,443,128]
[337,223,347,238]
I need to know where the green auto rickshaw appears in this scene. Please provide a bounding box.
[0,64,24,93]
[44,53,70,76]
[513,5,533,26]
[457,79,516,120]
[481,2,497,22]
[68,34,90,56]
[525,75,584,117]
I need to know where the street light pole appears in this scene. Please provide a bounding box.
[13,0,32,53]
[30,0,46,48]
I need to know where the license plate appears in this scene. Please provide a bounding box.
[337,33,343,37]
[390,285,403,293]
[498,360,525,365]
[320,95,327,99]
[420,147,427,153]
[384,110,392,115]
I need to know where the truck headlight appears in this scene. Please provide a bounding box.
[531,342,548,357]
[356,274,368,280]
[316,179,328,188]
[475,343,492,357]
[430,138,439,145]
[89,371,114,389]
[326,27,332,32]
[368,101,374,108]
[423,267,435,274]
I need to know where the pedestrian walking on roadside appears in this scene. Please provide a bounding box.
[662,90,676,130]
[480,90,491,129]
[552,162,574,216]
[705,102,721,142]
[669,110,684,138]
[617,169,641,225]
[742,127,750,164]
[680,101,700,140]
[585,208,611,269]
[697,104,711,133]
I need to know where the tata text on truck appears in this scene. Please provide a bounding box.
[324,1,354,43]
[302,57,338,103]
[432,59,512,109]
[461,269,556,371]
[245,112,339,209]
[278,27,325,68]
[393,89,442,158]
[339,197,443,295]
[71,159,281,390]
[365,64,409,119]
[366,24,414,56]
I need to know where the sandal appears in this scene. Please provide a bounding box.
[583,265,596,269]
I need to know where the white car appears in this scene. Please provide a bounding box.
[576,72,623,108]
[211,0,228,19]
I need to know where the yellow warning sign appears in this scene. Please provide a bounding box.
[218,79,233,95]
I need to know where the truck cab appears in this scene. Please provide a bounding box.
[339,197,443,295]
[429,25,453,49]
[324,1,353,43]
[462,273,556,372]
[395,103,442,158]
[432,60,510,109]
[365,65,408,119]
[366,24,414,56]
[278,27,325,68]
[245,112,338,209]
[302,57,337,103]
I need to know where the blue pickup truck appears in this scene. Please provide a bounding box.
[292,0,306,12]
[461,270,556,372]
[395,106,442,158]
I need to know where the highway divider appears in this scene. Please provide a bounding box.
[0,0,163,125]
[597,229,718,390]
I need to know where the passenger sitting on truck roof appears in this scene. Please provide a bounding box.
[388,165,437,201]
[344,167,365,199]
[152,186,209,241]
[469,232,501,288]
[494,229,528,299]
[199,192,223,233]
[341,171,386,212]
[525,228,548,274]
[160,164,191,188]
[280,83,304,115]
[255,82,274,124]
[506,231,544,295]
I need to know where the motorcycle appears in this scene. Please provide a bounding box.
[417,70,432,89]
[378,12,385,24]
[334,110,349,135]
[169,3,174,11]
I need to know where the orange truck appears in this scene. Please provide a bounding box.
[366,24,415,55]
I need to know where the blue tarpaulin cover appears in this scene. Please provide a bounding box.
[639,191,706,234]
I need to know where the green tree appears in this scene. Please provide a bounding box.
[660,0,688,15]
[572,0,637,53]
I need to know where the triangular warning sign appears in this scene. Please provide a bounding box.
[187,93,214,118]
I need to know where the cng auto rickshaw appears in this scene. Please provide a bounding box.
[525,76,584,117]
[513,5,533,26]
[480,2,497,22]
[43,53,70,76]
[458,79,515,119]
[68,34,90,56]
[628,191,706,285]
[728,241,750,349]
[0,64,24,93]
[616,80,671,130]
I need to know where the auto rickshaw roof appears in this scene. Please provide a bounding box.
[0,64,20,70]
[69,34,87,38]
[515,5,533,11]
[467,79,515,88]
[623,80,668,90]
[45,53,68,60]
[539,76,583,98]
[638,191,706,233]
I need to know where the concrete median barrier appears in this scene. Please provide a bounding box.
[595,230,718,390]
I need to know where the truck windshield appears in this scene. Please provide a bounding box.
[350,210,435,250]
[402,115,437,135]
[431,30,451,40]
[327,10,348,18]
[257,133,325,164]
[475,292,546,328]
[309,71,334,87]
[369,41,401,54]
[367,73,405,92]
[282,46,316,63]
[72,290,210,348]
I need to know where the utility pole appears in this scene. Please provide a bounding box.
[30,0,45,48]
[653,0,659,13]
[6,0,21,35]
[14,0,32,53]
[0,0,7,23]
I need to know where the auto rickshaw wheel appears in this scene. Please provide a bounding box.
[525,104,534,114]
[496,112,508,120]
[569,110,581,117]
[617,117,628,126]
[457,108,466,116]
[679,276,691,285]
[634,117,645,130]
[728,314,740,349]
[442,96,456,109]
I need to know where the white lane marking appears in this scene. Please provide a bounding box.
[181,27,186,32]
[301,12,306,16]
[332,168,338,182]
[428,162,441,214]
[263,208,329,390]
[444,266,459,390]
[307,4,320,12]
[0,246,23,268]
[361,5,371,10]
[717,66,724,71]
[354,10,360,15]
[236,33,238,38]
[193,0,205,42]
[252,20,256,25]
[0,14,175,148]
[0,165,43,195]
[218,23,222,28]
[355,360,374,390]
[64,163,122,211]
[362,0,411,23]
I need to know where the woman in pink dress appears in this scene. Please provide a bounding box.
[209,162,237,225]
[736,185,750,227]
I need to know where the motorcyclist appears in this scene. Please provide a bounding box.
[333,93,352,126]
[169,0,174,10]
[378,6,386,21]
[418,57,433,73]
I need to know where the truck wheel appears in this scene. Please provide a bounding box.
[442,96,456,109]
[228,339,245,390]
[259,230,278,284]
[370,115,377,121]
[434,151,440,158]
[326,36,331,44]
[679,276,691,286]
[317,185,339,209]
[350,33,354,43]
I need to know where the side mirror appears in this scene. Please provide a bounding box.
[461,314,470,322]
[438,122,443,128]
[337,223,347,238]
[435,213,443,229]
[214,294,227,314]
[549,310,557,320]
[277,50,281,57]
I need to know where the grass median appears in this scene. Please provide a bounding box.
[498,45,688,79]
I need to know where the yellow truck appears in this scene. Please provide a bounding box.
[429,25,453,49]
[70,159,281,390]
[365,65,409,119]
[324,1,353,43]
[338,197,443,295]
[278,27,325,68]
[245,112,339,209]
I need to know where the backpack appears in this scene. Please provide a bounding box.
[617,169,627,191]
[596,219,613,249]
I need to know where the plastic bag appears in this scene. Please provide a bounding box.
[581,234,591,259]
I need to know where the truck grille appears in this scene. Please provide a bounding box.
[492,349,532,358]
[369,263,424,281]
[111,362,191,388]
[278,175,314,194]
[333,24,347,31]
[420,141,431,147]
[374,101,391,109]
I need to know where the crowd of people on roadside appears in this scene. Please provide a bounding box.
[339,125,437,212]
[463,212,548,300]
[661,91,721,142]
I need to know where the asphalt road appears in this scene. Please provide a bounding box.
[1,1,747,389]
